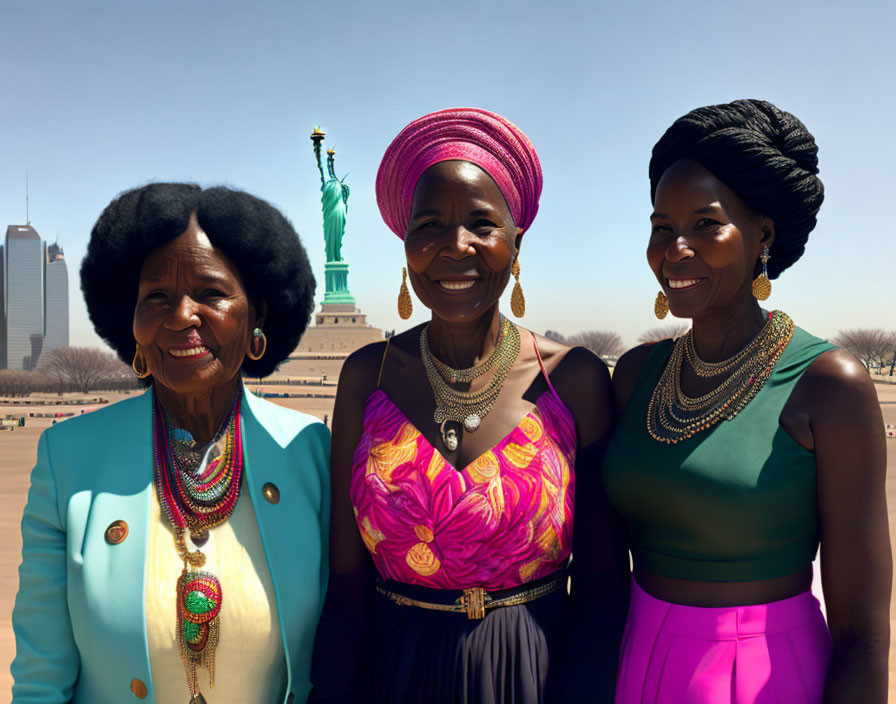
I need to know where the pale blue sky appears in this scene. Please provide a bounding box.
[1,0,892,350]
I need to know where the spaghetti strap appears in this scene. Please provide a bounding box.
[531,332,560,399]
[376,337,391,388]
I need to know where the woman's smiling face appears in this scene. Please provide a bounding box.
[132,212,258,395]
[648,159,773,320]
[404,160,522,324]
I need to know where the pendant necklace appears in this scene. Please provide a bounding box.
[420,315,521,451]
[153,390,243,704]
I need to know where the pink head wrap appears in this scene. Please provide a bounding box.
[375,108,543,239]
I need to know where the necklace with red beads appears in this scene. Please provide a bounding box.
[153,390,243,704]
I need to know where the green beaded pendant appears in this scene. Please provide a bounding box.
[176,570,222,701]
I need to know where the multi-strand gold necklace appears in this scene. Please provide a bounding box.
[647,310,794,444]
[420,316,521,451]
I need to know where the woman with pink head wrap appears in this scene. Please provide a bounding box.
[310,108,626,703]
[376,107,543,239]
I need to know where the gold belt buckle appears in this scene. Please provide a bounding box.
[460,587,489,620]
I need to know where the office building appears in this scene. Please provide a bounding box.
[44,241,69,357]
[1,225,69,370]
[3,225,44,370]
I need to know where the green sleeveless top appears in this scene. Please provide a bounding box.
[602,325,835,582]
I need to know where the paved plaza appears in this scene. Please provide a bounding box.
[1,383,895,702]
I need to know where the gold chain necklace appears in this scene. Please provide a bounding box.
[647,311,794,444]
[684,318,775,377]
[428,321,508,383]
[420,316,521,451]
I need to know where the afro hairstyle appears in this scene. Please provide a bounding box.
[81,182,316,378]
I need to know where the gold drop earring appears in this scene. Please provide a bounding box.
[654,291,669,319]
[247,328,267,360]
[132,344,151,378]
[751,246,772,301]
[398,267,413,319]
[510,258,525,318]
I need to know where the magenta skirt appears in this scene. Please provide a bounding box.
[615,578,832,703]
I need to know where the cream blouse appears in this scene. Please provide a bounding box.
[146,479,286,703]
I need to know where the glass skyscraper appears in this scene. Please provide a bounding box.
[1,225,69,370]
[44,242,69,357]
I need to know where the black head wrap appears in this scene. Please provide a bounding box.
[649,99,823,278]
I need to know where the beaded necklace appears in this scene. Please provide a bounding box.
[427,319,509,383]
[647,311,794,444]
[420,315,521,451]
[153,391,243,704]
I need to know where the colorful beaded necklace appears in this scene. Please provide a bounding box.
[153,391,243,704]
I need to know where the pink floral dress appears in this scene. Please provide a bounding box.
[350,387,576,590]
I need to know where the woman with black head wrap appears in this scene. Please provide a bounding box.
[603,100,890,702]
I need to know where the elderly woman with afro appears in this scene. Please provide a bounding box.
[11,183,329,704]
[604,100,890,702]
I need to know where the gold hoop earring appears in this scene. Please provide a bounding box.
[654,291,669,320]
[247,328,267,360]
[132,344,151,378]
[510,259,525,318]
[751,246,772,301]
[398,267,413,320]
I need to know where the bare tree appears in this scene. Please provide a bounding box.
[565,330,626,359]
[832,329,892,371]
[0,370,48,397]
[41,347,122,393]
[95,357,144,391]
[638,323,691,344]
[881,331,896,376]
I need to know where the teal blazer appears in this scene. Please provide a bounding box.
[11,387,330,704]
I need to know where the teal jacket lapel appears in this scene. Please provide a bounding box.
[56,389,156,701]
[240,388,330,703]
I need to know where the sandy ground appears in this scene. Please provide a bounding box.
[0,384,894,702]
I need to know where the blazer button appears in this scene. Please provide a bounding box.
[262,482,280,504]
[105,520,129,545]
[130,678,147,698]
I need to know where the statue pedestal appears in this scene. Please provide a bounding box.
[296,302,383,354]
[322,261,355,305]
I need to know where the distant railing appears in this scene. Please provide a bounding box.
[251,391,335,399]
[242,377,336,387]
[0,397,110,406]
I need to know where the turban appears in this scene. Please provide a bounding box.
[376,108,543,239]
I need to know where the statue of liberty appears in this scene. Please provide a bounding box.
[311,127,354,304]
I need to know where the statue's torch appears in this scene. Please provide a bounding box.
[311,126,326,184]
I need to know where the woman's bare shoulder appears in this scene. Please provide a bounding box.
[612,342,663,415]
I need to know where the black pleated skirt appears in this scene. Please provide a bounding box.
[362,574,569,704]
